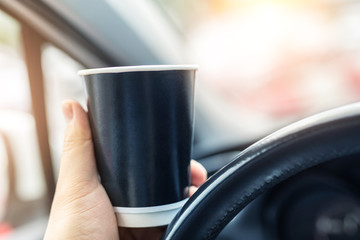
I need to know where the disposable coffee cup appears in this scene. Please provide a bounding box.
[78,65,197,228]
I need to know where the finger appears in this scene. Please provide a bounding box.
[57,100,97,185]
[190,160,208,187]
[189,186,199,197]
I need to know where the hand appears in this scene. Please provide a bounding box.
[44,100,207,240]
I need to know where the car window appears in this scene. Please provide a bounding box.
[157,0,360,144]
[41,44,85,177]
[0,9,48,238]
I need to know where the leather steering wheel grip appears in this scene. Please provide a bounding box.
[162,103,360,240]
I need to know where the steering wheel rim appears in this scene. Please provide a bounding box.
[162,103,360,240]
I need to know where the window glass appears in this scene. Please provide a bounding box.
[0,8,47,238]
[41,44,85,177]
[0,9,30,112]
[157,0,360,143]
[0,135,7,221]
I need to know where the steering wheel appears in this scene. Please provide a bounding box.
[162,103,360,240]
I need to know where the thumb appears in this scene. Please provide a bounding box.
[57,100,98,187]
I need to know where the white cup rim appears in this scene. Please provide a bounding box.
[78,65,198,76]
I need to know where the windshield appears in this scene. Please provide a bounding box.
[155,0,360,151]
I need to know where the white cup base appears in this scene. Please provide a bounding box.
[114,198,188,228]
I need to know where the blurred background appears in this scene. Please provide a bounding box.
[0,0,360,239]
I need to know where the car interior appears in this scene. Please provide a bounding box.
[0,0,360,239]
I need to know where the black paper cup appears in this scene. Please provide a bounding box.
[78,65,197,227]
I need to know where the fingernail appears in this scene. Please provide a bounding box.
[62,102,74,124]
[184,186,190,198]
